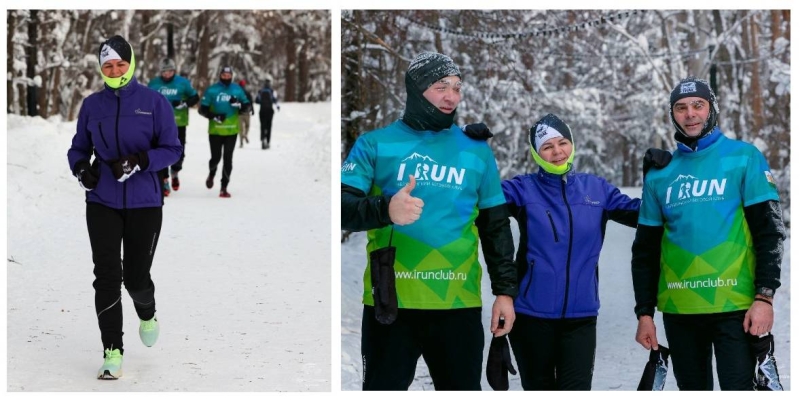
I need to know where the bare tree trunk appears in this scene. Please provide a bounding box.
[50,66,61,117]
[564,11,575,89]
[748,14,764,138]
[688,11,710,75]
[7,10,15,114]
[783,10,790,42]
[770,10,782,52]
[37,10,52,118]
[26,10,39,116]
[197,11,210,91]
[712,10,737,136]
[140,11,152,82]
[284,24,297,102]
[167,22,175,58]
[298,33,310,102]
[342,11,364,160]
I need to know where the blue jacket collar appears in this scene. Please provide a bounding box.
[536,167,575,186]
[676,127,723,153]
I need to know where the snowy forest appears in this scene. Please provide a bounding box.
[7,9,331,120]
[341,10,791,224]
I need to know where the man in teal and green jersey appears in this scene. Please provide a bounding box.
[147,58,199,196]
[198,66,251,198]
[341,52,517,390]
[631,76,786,390]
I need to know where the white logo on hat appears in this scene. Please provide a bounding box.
[680,82,697,94]
[534,124,564,151]
[99,44,122,65]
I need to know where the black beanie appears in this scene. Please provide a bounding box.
[405,52,462,94]
[670,76,717,108]
[530,113,573,152]
[401,52,462,132]
[669,76,719,139]
[98,35,132,65]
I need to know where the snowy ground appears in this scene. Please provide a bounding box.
[6,102,331,392]
[341,187,792,391]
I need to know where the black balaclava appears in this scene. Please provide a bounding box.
[401,52,461,132]
[669,76,719,150]
[220,66,233,86]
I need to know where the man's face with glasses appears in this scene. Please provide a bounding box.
[672,97,711,137]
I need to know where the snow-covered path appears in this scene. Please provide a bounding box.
[6,102,331,391]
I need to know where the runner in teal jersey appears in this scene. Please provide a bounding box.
[631,77,786,390]
[148,58,199,195]
[342,52,517,390]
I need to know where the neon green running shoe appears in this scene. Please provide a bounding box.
[97,348,123,380]
[139,316,160,347]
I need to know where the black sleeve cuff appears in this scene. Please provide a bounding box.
[186,94,200,107]
[744,200,786,292]
[476,204,518,298]
[137,151,150,170]
[198,104,210,118]
[341,184,393,231]
[631,224,664,319]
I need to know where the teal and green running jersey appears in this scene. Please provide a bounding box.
[200,82,250,136]
[342,121,506,309]
[147,75,197,127]
[639,131,780,314]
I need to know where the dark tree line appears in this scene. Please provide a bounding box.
[8,9,331,121]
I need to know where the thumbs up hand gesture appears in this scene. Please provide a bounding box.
[389,175,425,226]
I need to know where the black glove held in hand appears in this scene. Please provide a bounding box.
[486,331,517,390]
[211,113,226,123]
[752,333,784,391]
[637,345,670,391]
[462,123,494,140]
[171,99,188,109]
[229,96,242,109]
[111,152,148,182]
[74,160,99,191]
[369,245,398,325]
[642,148,672,178]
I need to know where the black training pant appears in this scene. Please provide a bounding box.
[508,313,597,390]
[208,134,237,188]
[663,311,755,390]
[361,306,484,391]
[158,126,186,179]
[259,110,274,144]
[86,202,161,355]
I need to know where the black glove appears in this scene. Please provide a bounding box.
[637,345,670,391]
[229,96,242,109]
[74,160,99,191]
[171,99,188,109]
[486,321,517,391]
[250,108,254,116]
[751,333,784,391]
[642,148,672,178]
[211,113,226,123]
[369,245,398,325]
[462,122,494,140]
[110,152,148,183]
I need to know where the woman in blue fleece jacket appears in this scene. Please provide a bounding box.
[503,114,640,390]
[67,35,181,380]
